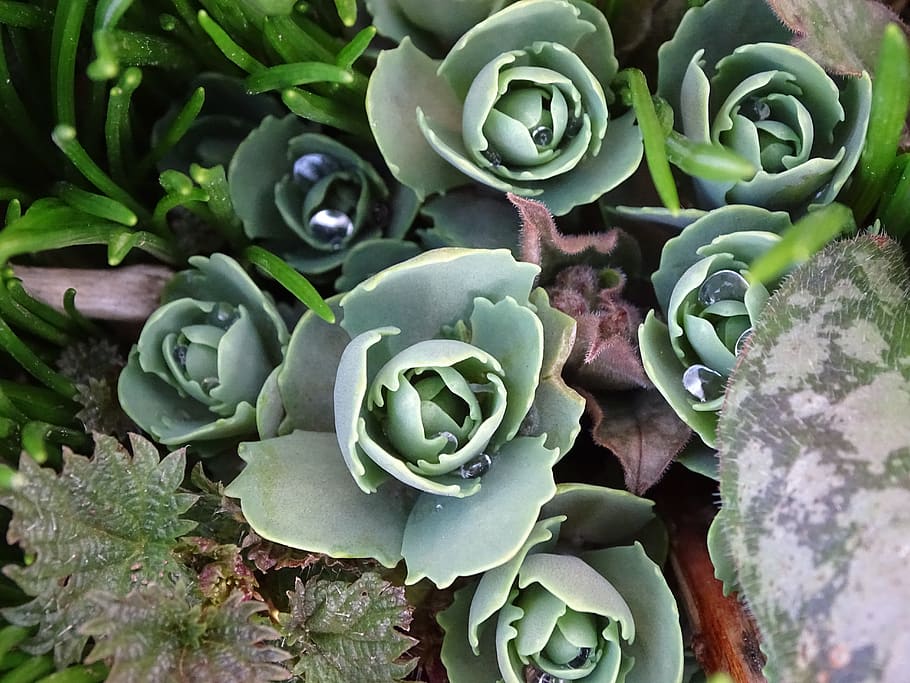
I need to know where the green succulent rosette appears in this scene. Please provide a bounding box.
[365,0,515,55]
[438,484,683,683]
[225,248,585,586]
[229,114,419,278]
[153,73,282,174]
[366,0,643,216]
[118,254,289,453]
[657,0,871,213]
[638,205,795,447]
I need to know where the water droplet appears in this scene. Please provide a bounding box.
[434,504,443,511]
[735,327,753,355]
[741,96,771,121]
[293,153,339,183]
[458,453,491,479]
[201,377,220,392]
[481,148,502,166]
[697,269,749,306]
[531,125,553,146]
[309,209,353,249]
[433,431,459,453]
[207,302,238,328]
[523,667,564,683]
[172,344,188,369]
[682,364,726,402]
[567,647,592,668]
[565,116,583,138]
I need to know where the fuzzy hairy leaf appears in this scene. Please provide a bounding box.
[715,236,910,682]
[0,434,198,665]
[82,585,290,683]
[282,572,417,682]
[766,0,906,75]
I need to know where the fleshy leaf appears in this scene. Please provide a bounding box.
[225,431,414,569]
[715,236,910,682]
[765,0,906,76]
[82,585,289,682]
[281,573,417,682]
[0,434,198,666]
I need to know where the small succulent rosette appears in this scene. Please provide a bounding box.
[366,0,643,215]
[638,205,795,447]
[153,73,282,174]
[366,0,515,56]
[658,0,871,212]
[225,248,585,587]
[118,254,289,453]
[438,484,683,683]
[228,114,419,280]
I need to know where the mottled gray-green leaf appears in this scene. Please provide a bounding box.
[766,0,905,75]
[82,585,290,683]
[715,236,910,682]
[282,572,417,682]
[0,434,198,666]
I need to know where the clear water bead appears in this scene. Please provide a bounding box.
[735,327,753,356]
[172,344,188,369]
[458,453,491,479]
[742,96,771,121]
[565,116,583,138]
[308,209,353,249]
[481,148,502,166]
[434,431,459,454]
[201,377,220,392]
[531,125,554,146]
[523,667,565,683]
[697,269,749,306]
[207,302,238,328]
[293,153,339,183]
[683,364,725,402]
[567,647,593,668]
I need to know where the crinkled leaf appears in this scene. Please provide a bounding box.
[766,0,906,75]
[716,236,910,682]
[82,585,289,682]
[582,388,692,494]
[282,572,417,682]
[1,434,198,666]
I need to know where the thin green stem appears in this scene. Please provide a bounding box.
[245,245,335,323]
[105,67,142,187]
[21,421,89,465]
[0,317,77,397]
[139,86,204,174]
[197,10,264,73]
[51,0,90,127]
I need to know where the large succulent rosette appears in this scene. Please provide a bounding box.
[229,114,418,278]
[657,0,871,212]
[366,0,643,215]
[638,205,795,447]
[118,254,289,452]
[438,484,683,683]
[225,249,585,586]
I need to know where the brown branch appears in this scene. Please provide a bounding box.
[12,263,173,323]
[656,469,767,683]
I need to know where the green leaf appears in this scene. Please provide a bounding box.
[0,434,198,666]
[244,246,335,323]
[715,236,910,682]
[281,572,416,682]
[82,585,289,682]
[765,0,906,76]
[747,202,855,284]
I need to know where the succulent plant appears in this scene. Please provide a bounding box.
[438,484,683,683]
[225,248,585,587]
[638,205,795,447]
[366,0,643,215]
[118,253,289,453]
[658,0,872,213]
[228,114,419,278]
